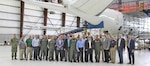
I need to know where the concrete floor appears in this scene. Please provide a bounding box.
[0,46,150,66]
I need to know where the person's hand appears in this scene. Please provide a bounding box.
[114,45,117,49]
[38,44,41,47]
[123,48,125,51]
[85,49,87,51]
[77,50,80,52]
[132,50,134,53]
[59,46,61,48]
[19,47,21,50]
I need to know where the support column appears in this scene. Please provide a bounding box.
[77,16,80,28]
[83,21,88,36]
[20,1,25,38]
[58,0,66,27]
[118,0,122,12]
[43,0,49,35]
[58,0,62,3]
[62,13,66,27]
[136,1,139,11]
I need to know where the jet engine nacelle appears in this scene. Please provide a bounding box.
[99,9,124,35]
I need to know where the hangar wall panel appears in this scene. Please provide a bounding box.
[0,0,80,43]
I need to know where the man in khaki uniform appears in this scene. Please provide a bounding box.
[11,34,19,60]
[19,36,26,60]
[26,35,33,60]
[110,35,117,63]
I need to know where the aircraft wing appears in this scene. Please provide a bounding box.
[22,0,113,25]
[71,0,114,16]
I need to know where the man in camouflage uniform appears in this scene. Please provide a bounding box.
[69,34,77,62]
[11,34,19,60]
[48,36,56,61]
[94,35,102,62]
[40,35,48,60]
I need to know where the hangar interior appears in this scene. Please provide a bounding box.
[0,0,150,66]
[0,0,149,48]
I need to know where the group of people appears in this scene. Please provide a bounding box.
[10,31,135,65]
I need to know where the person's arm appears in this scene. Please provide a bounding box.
[132,40,135,50]
[76,41,79,52]
[83,40,85,49]
[132,40,135,52]
[125,40,128,47]
[114,41,117,49]
[25,39,28,47]
[92,41,95,49]
[63,39,65,49]
[47,39,48,45]
[39,39,42,46]
[116,39,118,48]
[32,39,34,47]
[56,40,59,47]
[85,40,87,51]
[60,40,64,48]
[48,41,50,49]
[26,39,28,44]
[123,39,126,49]
[18,40,21,49]
[10,39,12,45]
[47,39,49,49]
[106,38,111,50]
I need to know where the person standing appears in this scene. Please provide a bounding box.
[47,35,51,59]
[94,35,102,62]
[19,35,26,60]
[56,35,64,61]
[48,36,56,61]
[64,34,71,62]
[82,35,87,62]
[100,34,105,62]
[11,34,19,60]
[85,36,94,63]
[32,35,40,60]
[40,35,48,60]
[102,31,111,63]
[69,34,77,62]
[76,37,84,62]
[61,35,66,61]
[127,34,135,65]
[117,34,125,64]
[26,35,33,60]
[109,35,117,63]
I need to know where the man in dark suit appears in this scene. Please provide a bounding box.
[63,34,71,62]
[85,36,94,62]
[127,34,135,65]
[117,34,125,64]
